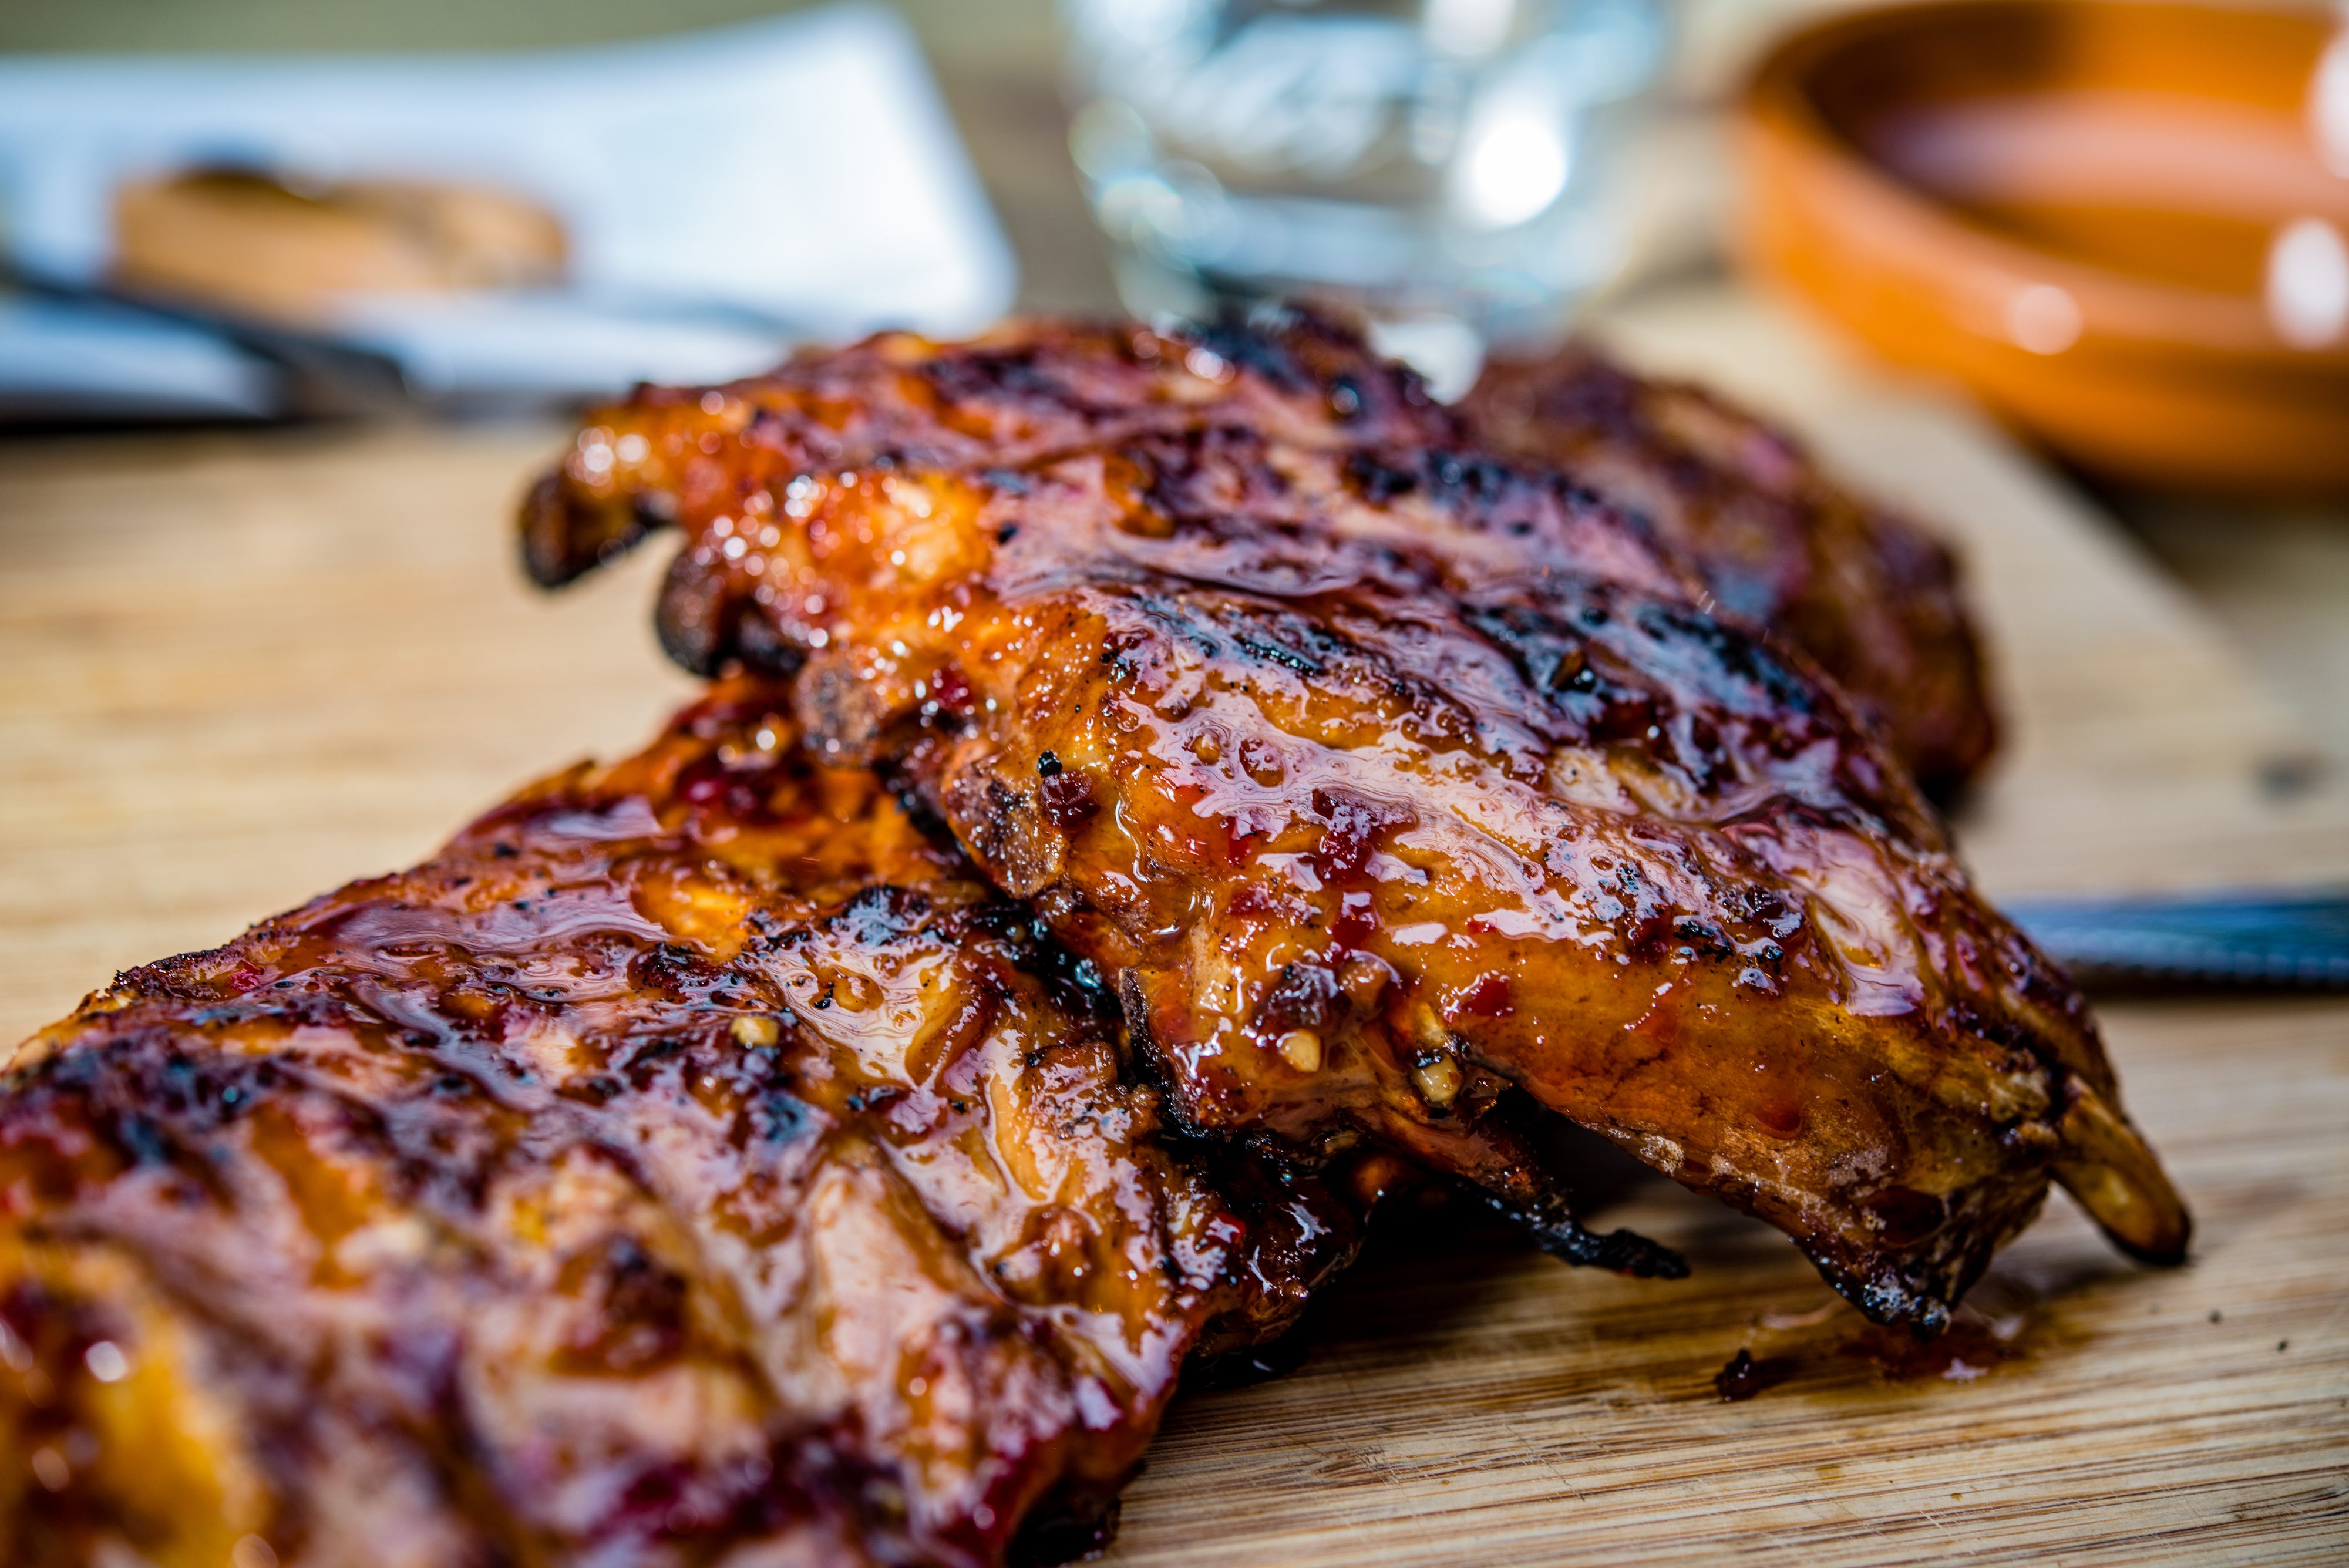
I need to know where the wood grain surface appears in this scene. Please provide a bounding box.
[1113,998,2349,1568]
[2,285,2344,1562]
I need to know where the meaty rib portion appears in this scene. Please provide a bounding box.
[0,679,1371,1568]
[1462,345,1997,800]
[522,316,2186,1335]
[520,312,1446,608]
[525,311,1995,799]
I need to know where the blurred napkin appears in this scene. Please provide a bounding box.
[0,4,1015,417]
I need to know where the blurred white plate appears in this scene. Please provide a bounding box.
[0,4,1016,415]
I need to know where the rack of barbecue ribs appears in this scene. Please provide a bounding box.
[523,309,2186,1337]
[1460,345,1998,803]
[3,310,2185,1566]
[0,679,1380,1567]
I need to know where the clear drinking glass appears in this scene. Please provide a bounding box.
[1061,0,1669,394]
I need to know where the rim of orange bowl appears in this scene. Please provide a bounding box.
[1739,0,2349,380]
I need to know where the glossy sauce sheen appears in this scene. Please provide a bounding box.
[527,314,2187,1333]
[525,315,1995,799]
[0,681,1370,1568]
[1460,345,1998,801]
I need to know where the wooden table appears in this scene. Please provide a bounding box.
[3,281,2345,1564]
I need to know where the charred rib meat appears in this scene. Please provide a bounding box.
[526,314,1995,801]
[523,314,2187,1334]
[1462,345,1998,800]
[0,679,1371,1568]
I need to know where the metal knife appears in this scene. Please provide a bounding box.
[2004,887,2349,991]
[4,257,419,418]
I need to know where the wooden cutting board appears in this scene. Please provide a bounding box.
[1,284,2343,1563]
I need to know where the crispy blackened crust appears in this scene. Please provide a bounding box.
[521,311,1448,601]
[1462,345,1998,802]
[526,313,1998,803]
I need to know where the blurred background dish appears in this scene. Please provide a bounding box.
[0,5,1015,419]
[1741,0,2349,497]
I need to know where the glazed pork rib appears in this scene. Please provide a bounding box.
[1461,345,1998,801]
[524,311,1995,798]
[525,314,2187,1333]
[0,679,1371,1568]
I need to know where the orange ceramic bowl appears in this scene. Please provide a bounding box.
[1739,0,2349,496]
